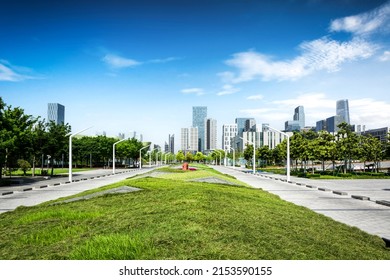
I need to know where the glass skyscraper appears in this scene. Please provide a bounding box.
[192,106,207,152]
[336,99,350,124]
[47,103,65,125]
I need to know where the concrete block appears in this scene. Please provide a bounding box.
[351,195,369,200]
[333,190,348,195]
[306,185,316,189]
[40,185,48,189]
[318,187,331,192]
[1,191,13,196]
[23,188,33,192]
[377,200,390,207]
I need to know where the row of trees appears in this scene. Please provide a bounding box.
[243,123,390,173]
[0,98,147,178]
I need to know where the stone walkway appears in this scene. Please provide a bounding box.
[211,166,390,242]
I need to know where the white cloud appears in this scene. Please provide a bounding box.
[350,98,390,129]
[0,60,40,82]
[247,95,264,100]
[147,57,181,64]
[181,88,205,96]
[224,38,375,82]
[217,84,240,96]
[102,54,141,69]
[379,50,390,61]
[330,1,390,36]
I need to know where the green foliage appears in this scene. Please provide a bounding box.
[17,159,31,175]
[176,150,185,162]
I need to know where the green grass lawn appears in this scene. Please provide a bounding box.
[8,168,95,176]
[0,165,389,260]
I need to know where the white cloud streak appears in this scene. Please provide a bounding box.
[247,95,264,100]
[102,54,141,69]
[181,88,205,96]
[224,37,376,82]
[380,50,390,61]
[0,60,40,82]
[330,1,390,36]
[217,84,240,96]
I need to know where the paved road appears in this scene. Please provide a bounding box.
[0,168,154,214]
[212,166,390,241]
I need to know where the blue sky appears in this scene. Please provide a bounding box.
[1,0,390,149]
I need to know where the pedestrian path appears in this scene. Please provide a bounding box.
[0,168,154,214]
[211,166,390,242]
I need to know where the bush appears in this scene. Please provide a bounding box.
[17,159,31,176]
[307,174,321,178]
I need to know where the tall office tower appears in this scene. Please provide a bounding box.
[192,106,207,152]
[169,134,175,154]
[205,118,217,151]
[235,118,256,135]
[47,103,65,125]
[189,127,199,152]
[181,128,189,153]
[293,106,305,129]
[336,99,350,124]
[222,124,237,151]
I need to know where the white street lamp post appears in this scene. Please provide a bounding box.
[139,145,150,169]
[68,126,92,182]
[265,125,290,182]
[113,138,126,174]
[240,137,256,174]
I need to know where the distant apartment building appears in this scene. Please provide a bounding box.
[168,134,175,154]
[235,118,256,135]
[204,118,217,152]
[47,103,65,125]
[181,128,189,153]
[189,127,199,152]
[222,124,237,151]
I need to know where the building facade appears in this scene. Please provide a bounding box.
[222,124,238,151]
[47,103,65,125]
[189,127,199,152]
[336,99,350,124]
[285,106,305,132]
[362,127,390,143]
[192,106,207,152]
[205,118,217,152]
[180,128,189,153]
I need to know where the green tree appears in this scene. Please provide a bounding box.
[313,131,336,171]
[359,135,383,173]
[185,152,193,162]
[17,159,31,176]
[194,151,205,162]
[176,150,185,162]
[257,145,270,167]
[43,121,71,176]
[336,122,359,173]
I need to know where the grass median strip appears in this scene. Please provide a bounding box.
[0,164,389,260]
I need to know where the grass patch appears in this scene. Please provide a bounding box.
[0,165,389,260]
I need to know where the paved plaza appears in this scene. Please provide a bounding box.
[211,166,390,242]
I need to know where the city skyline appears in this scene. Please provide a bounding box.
[1,0,390,149]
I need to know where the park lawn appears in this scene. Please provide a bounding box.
[8,168,95,176]
[0,165,389,260]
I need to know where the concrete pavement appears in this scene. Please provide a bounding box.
[0,167,154,214]
[211,165,390,242]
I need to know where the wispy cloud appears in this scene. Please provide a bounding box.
[102,52,180,70]
[102,54,141,69]
[224,38,375,82]
[379,50,390,61]
[217,84,240,96]
[247,94,264,100]
[181,88,205,96]
[330,1,390,36]
[0,60,41,82]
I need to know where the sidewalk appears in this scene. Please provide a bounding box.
[0,168,154,214]
[211,165,390,241]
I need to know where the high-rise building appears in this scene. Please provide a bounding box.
[235,118,256,135]
[204,118,217,151]
[285,106,304,132]
[336,99,350,124]
[47,103,65,125]
[181,128,189,153]
[293,106,305,129]
[189,127,199,152]
[222,124,237,151]
[168,134,175,154]
[326,115,342,133]
[192,106,207,152]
